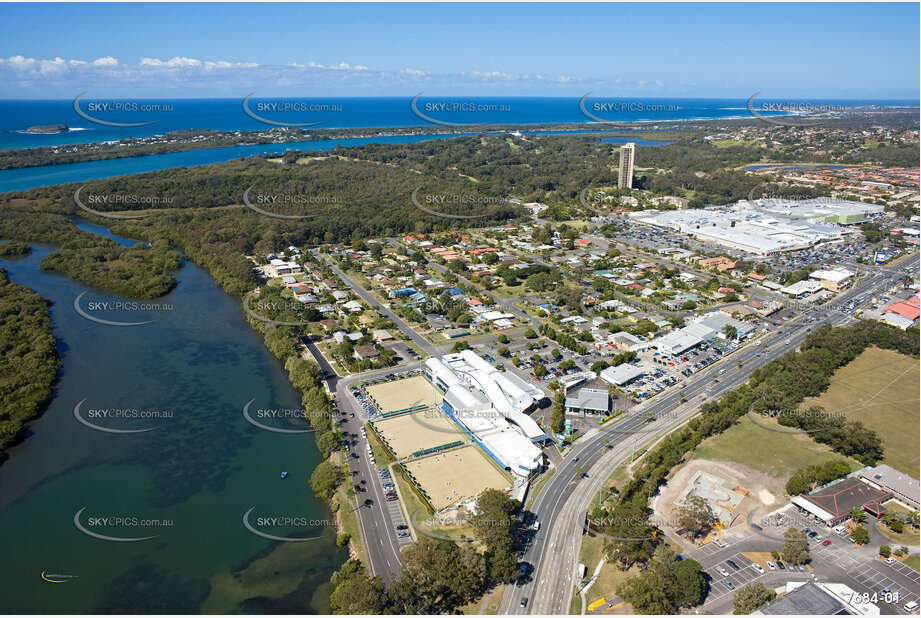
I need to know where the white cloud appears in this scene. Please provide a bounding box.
[92,56,118,66]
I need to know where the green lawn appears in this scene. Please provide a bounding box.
[578,535,633,611]
[691,416,862,479]
[800,346,920,477]
[904,555,920,572]
[875,521,920,546]
[335,487,365,562]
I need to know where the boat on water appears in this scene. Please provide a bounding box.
[280,471,289,479]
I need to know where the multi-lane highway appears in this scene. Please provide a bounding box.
[499,262,914,614]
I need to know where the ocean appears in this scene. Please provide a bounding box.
[2,96,915,150]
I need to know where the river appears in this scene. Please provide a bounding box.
[0,132,667,194]
[0,221,345,613]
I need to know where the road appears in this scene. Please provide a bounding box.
[312,248,445,357]
[386,237,544,329]
[499,262,912,614]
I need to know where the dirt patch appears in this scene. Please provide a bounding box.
[654,459,787,547]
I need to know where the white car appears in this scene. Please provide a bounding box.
[766,561,776,571]
[752,564,765,574]
[717,567,729,577]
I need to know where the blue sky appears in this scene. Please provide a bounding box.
[0,2,917,99]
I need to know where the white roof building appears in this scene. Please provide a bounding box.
[781,279,825,297]
[600,364,646,386]
[424,353,547,478]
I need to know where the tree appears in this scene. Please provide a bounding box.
[316,430,341,458]
[675,496,715,540]
[481,252,499,265]
[550,390,565,434]
[496,333,509,344]
[851,524,870,545]
[524,328,538,339]
[309,461,339,499]
[470,489,519,553]
[781,528,809,565]
[850,507,866,523]
[497,346,510,357]
[722,324,738,340]
[329,560,388,614]
[733,582,776,614]
[673,558,707,607]
[880,545,891,558]
[534,364,548,378]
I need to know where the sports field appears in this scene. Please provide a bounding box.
[365,375,440,413]
[403,446,511,511]
[799,346,919,477]
[372,409,464,458]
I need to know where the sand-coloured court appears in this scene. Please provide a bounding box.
[403,446,511,511]
[372,409,464,458]
[365,375,440,413]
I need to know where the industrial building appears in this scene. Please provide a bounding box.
[628,198,883,255]
[650,312,755,355]
[424,351,547,478]
[600,363,646,387]
[858,465,920,511]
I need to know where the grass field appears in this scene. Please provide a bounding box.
[404,446,511,511]
[691,416,862,479]
[905,555,920,572]
[800,346,920,477]
[578,535,634,613]
[372,409,465,458]
[366,375,440,413]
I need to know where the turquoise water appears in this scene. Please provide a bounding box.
[0,223,345,613]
